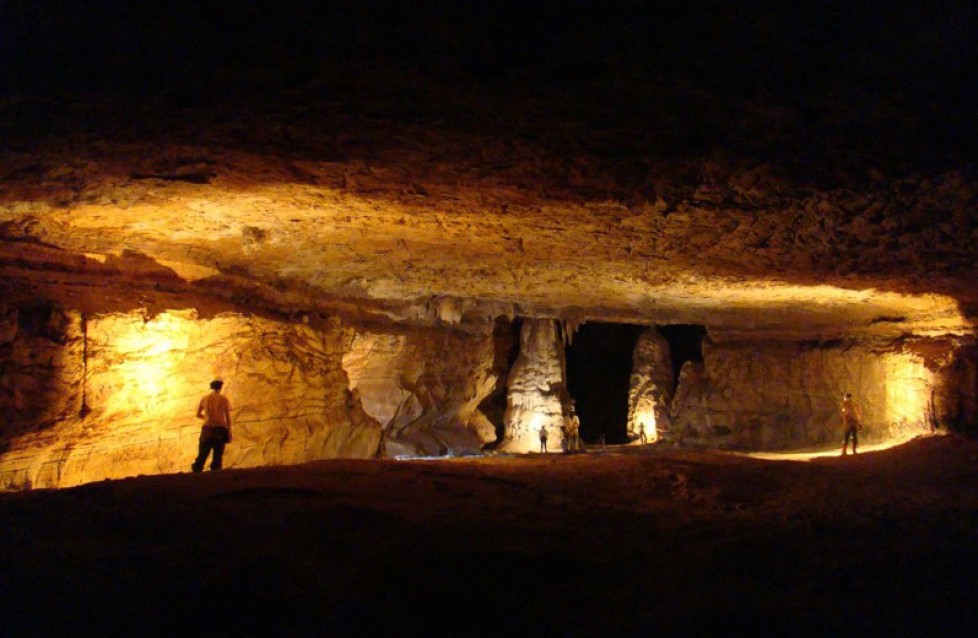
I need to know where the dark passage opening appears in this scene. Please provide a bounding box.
[565,322,644,445]
[657,324,707,381]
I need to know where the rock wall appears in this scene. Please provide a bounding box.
[667,338,945,450]
[933,343,978,432]
[0,307,385,489]
[627,328,674,443]
[0,306,85,443]
[501,319,568,453]
[341,325,497,457]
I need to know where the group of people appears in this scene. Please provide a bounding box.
[189,380,867,471]
[535,403,590,454]
[537,404,583,454]
[535,393,866,457]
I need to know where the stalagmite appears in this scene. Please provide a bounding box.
[500,319,569,453]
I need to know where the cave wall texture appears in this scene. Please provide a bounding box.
[501,319,569,453]
[1,1,978,486]
[342,324,497,457]
[0,298,974,487]
[0,304,498,488]
[666,338,947,450]
[628,328,676,442]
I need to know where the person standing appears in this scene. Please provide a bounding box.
[192,379,233,472]
[565,405,581,453]
[840,392,862,456]
[538,424,549,454]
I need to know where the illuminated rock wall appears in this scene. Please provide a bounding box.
[500,319,568,453]
[341,326,497,457]
[668,339,940,449]
[0,308,383,489]
[627,328,674,443]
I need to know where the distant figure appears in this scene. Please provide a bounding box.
[599,432,606,451]
[840,392,862,456]
[538,425,549,453]
[638,422,648,445]
[192,379,233,472]
[565,406,581,453]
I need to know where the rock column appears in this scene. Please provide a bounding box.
[627,327,674,443]
[500,319,568,453]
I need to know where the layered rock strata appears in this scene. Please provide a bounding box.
[0,301,498,488]
[342,326,496,457]
[664,337,948,450]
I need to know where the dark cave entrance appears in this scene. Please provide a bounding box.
[657,324,707,381]
[565,322,644,445]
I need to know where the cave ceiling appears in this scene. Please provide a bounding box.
[1,1,976,339]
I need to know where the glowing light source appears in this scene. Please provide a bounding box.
[883,351,935,440]
[741,433,938,461]
[631,407,657,444]
[96,312,198,421]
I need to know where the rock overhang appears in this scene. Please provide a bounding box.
[1,2,977,340]
[1,140,975,341]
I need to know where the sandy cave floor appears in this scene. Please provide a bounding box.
[2,436,978,637]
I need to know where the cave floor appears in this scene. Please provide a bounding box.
[2,436,977,637]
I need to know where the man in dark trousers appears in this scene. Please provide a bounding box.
[192,379,233,472]
[840,392,862,456]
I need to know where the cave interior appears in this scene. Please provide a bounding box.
[3,1,978,635]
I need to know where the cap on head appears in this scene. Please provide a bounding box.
[844,392,853,399]
[210,379,224,390]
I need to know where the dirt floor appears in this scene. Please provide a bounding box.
[2,435,978,637]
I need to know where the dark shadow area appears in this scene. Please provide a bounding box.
[657,324,707,382]
[479,316,521,449]
[565,322,644,444]
[3,437,978,637]
[1,1,975,176]
[937,343,978,436]
[0,303,76,454]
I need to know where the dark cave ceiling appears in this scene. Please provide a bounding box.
[1,0,976,337]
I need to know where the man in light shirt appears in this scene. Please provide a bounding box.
[192,379,233,472]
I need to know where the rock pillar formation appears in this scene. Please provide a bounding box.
[500,319,568,453]
[627,327,674,443]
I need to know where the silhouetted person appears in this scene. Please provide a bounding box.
[192,379,232,472]
[841,392,862,456]
[538,424,548,453]
[638,422,648,445]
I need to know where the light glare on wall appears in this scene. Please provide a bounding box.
[100,313,196,420]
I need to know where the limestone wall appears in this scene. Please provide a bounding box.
[667,339,941,450]
[0,302,505,488]
[0,306,85,442]
[933,343,978,432]
[341,325,497,457]
[0,308,386,489]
